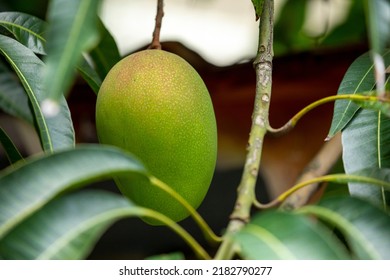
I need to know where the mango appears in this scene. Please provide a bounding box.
[95,49,217,224]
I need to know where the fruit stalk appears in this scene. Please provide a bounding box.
[148,0,164,50]
[215,0,274,260]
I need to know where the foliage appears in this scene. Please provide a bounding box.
[0,0,389,260]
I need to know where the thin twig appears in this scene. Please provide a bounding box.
[148,0,164,50]
[267,93,390,137]
[214,0,274,260]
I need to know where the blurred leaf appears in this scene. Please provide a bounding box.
[0,60,33,124]
[0,190,179,259]
[76,58,101,94]
[251,0,265,20]
[43,0,101,104]
[0,126,23,164]
[146,252,185,260]
[0,34,74,151]
[365,0,390,95]
[89,19,120,80]
[342,108,390,206]
[365,0,390,54]
[322,159,349,198]
[300,196,390,259]
[233,211,349,260]
[322,0,366,47]
[274,0,312,55]
[0,11,46,54]
[0,145,147,238]
[328,50,390,138]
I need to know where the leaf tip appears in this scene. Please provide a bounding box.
[324,135,333,142]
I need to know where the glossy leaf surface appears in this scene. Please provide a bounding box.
[0,145,147,238]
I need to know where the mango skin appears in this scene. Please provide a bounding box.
[95,50,217,224]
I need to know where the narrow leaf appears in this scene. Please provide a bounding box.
[233,211,349,260]
[0,190,208,260]
[0,145,147,238]
[0,191,146,259]
[0,12,46,55]
[76,58,101,95]
[251,0,265,20]
[0,60,33,124]
[299,196,390,259]
[89,19,120,80]
[43,0,101,105]
[0,34,75,151]
[328,50,390,138]
[0,126,23,164]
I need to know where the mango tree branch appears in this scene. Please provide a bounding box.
[214,0,274,260]
[148,0,164,50]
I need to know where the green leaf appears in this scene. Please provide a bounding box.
[0,34,75,152]
[76,58,102,95]
[273,0,312,55]
[251,0,265,20]
[342,108,390,206]
[89,18,120,80]
[0,190,208,260]
[299,196,390,259]
[0,190,179,259]
[328,50,390,138]
[0,60,33,124]
[233,211,349,260]
[43,0,101,105]
[0,12,46,55]
[0,126,23,164]
[0,144,147,239]
[322,0,366,48]
[0,11,102,96]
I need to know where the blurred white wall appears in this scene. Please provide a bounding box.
[100,0,350,66]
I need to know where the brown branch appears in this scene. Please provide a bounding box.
[148,0,164,50]
[280,133,342,210]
